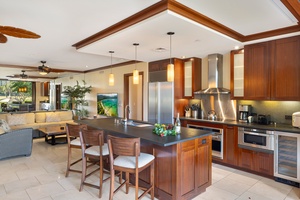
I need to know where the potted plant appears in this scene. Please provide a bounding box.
[62,80,92,119]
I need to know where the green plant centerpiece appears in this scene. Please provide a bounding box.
[153,123,176,137]
[62,80,92,119]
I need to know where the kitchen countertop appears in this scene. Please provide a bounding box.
[77,118,213,147]
[180,117,300,133]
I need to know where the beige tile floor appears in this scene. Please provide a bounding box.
[0,138,299,200]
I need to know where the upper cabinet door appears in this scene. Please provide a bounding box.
[183,57,201,99]
[244,42,271,100]
[271,36,300,100]
[230,49,244,99]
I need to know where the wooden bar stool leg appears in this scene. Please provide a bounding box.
[126,172,130,194]
[150,163,154,200]
[65,146,71,177]
[135,171,139,200]
[109,169,115,200]
[80,156,87,191]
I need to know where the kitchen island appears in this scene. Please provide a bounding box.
[78,118,212,200]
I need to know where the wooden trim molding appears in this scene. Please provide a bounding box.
[281,0,300,23]
[73,0,300,49]
[72,0,169,49]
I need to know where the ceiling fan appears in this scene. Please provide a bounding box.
[6,70,56,79]
[0,25,41,43]
[37,61,65,75]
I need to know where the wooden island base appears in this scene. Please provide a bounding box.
[140,135,212,200]
[78,118,212,200]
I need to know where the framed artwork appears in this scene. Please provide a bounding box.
[97,93,118,116]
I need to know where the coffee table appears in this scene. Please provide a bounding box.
[39,126,67,145]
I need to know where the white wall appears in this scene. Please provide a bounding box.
[55,62,148,120]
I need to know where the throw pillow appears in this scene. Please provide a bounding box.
[0,119,11,132]
[0,127,5,135]
[46,112,61,122]
[7,114,27,126]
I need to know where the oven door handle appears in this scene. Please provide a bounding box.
[244,131,267,136]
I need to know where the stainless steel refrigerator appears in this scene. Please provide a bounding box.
[148,82,174,124]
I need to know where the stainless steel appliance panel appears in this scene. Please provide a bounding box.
[148,82,174,124]
[274,131,300,183]
[238,127,274,151]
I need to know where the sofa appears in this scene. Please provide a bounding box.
[0,128,33,160]
[0,110,74,138]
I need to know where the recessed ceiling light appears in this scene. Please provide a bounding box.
[154,48,167,52]
[85,65,88,68]
[234,46,239,49]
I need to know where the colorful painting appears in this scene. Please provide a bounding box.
[97,93,118,117]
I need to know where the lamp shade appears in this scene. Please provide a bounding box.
[167,63,174,82]
[109,73,114,86]
[133,69,139,84]
[39,71,48,75]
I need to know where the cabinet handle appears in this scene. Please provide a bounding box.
[202,139,206,144]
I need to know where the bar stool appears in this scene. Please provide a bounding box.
[79,129,110,198]
[65,123,87,177]
[107,135,155,200]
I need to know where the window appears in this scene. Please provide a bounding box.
[0,80,36,112]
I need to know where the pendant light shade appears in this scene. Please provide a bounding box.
[108,51,114,86]
[133,43,139,85]
[167,32,175,82]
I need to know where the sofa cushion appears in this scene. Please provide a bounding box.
[35,112,46,123]
[0,114,7,121]
[0,127,5,135]
[46,112,61,122]
[25,113,35,124]
[58,111,73,121]
[7,114,26,126]
[0,119,11,132]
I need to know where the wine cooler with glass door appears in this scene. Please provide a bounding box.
[274,131,300,187]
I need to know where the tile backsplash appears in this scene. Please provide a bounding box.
[238,100,300,124]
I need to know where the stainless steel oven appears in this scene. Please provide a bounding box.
[238,127,274,151]
[187,124,223,160]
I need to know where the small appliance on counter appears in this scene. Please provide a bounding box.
[238,105,252,123]
[257,114,271,125]
[292,112,300,128]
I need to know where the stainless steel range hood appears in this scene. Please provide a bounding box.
[194,54,230,94]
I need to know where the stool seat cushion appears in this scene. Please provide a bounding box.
[85,143,109,156]
[70,138,81,146]
[114,153,154,169]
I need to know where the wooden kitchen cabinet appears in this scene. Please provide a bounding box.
[183,57,201,99]
[238,148,274,176]
[224,125,239,165]
[244,41,271,100]
[253,151,274,176]
[238,148,254,170]
[244,35,300,100]
[271,36,300,100]
[230,49,244,99]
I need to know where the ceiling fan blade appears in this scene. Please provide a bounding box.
[0,33,7,43]
[0,26,41,39]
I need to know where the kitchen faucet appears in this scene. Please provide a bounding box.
[124,105,130,122]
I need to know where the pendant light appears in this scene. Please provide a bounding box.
[133,43,139,85]
[167,32,175,82]
[108,51,114,86]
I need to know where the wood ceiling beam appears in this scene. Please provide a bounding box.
[73,0,300,49]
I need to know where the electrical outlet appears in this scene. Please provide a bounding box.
[285,115,292,120]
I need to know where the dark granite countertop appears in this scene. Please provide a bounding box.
[180,117,300,133]
[77,118,212,147]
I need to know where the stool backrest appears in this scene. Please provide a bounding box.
[66,123,87,137]
[80,129,104,146]
[107,135,140,156]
